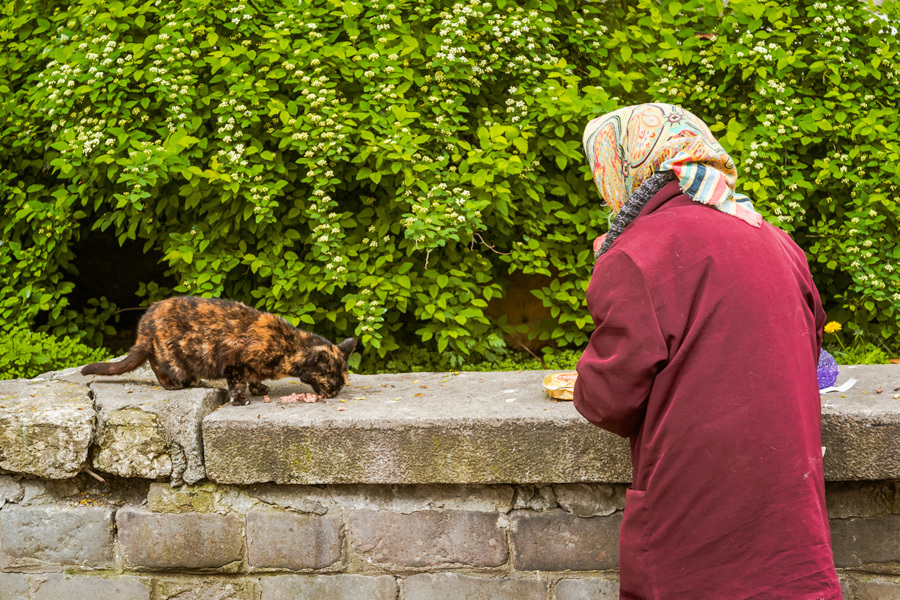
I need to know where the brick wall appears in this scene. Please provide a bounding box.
[1,366,898,598]
[1,478,899,599]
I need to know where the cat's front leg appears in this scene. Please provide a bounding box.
[224,366,250,406]
[248,381,270,396]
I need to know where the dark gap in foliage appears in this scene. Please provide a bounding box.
[64,229,176,352]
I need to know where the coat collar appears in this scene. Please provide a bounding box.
[636,179,691,219]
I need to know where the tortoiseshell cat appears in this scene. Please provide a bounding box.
[81,296,356,406]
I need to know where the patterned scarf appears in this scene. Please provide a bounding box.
[595,171,676,260]
[582,103,762,228]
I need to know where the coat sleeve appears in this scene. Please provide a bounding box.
[574,250,668,438]
[791,238,826,357]
[811,278,826,357]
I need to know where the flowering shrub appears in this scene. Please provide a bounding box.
[1,0,898,366]
[638,0,900,353]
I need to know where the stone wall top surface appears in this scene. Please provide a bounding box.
[0,379,94,479]
[203,364,900,485]
[202,370,632,485]
[820,365,900,481]
[0,364,896,486]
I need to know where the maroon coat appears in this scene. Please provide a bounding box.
[574,181,841,599]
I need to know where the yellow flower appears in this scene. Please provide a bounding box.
[824,321,842,334]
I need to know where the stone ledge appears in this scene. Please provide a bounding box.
[90,376,224,485]
[0,380,94,479]
[202,371,632,485]
[203,366,900,485]
[0,365,896,486]
[821,365,900,481]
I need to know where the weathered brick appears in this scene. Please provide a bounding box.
[247,511,342,570]
[328,484,515,514]
[261,574,398,600]
[0,476,24,506]
[31,574,150,600]
[0,505,113,568]
[510,509,621,571]
[91,380,224,485]
[349,510,507,568]
[248,484,330,515]
[116,507,242,569]
[841,576,900,600]
[554,483,626,518]
[146,482,217,514]
[152,578,260,600]
[511,485,557,511]
[0,380,95,479]
[826,482,898,519]
[0,573,30,600]
[403,573,547,600]
[555,577,620,600]
[830,515,900,569]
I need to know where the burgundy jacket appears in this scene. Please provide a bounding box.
[574,181,841,599]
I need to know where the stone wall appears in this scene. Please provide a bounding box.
[0,365,898,599]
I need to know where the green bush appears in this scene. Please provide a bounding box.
[358,345,581,373]
[828,342,890,366]
[0,327,111,380]
[823,320,892,365]
[1,0,898,368]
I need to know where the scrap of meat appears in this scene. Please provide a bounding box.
[279,392,321,403]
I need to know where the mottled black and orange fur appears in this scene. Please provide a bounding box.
[81,296,356,406]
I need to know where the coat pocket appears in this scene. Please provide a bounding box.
[618,488,654,600]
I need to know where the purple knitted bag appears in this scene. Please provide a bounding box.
[817,350,839,389]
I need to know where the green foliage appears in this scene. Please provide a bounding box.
[357,346,581,373]
[0,326,111,380]
[828,342,890,366]
[1,0,898,367]
[824,321,892,365]
[636,0,900,352]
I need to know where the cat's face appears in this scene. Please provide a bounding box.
[293,337,356,398]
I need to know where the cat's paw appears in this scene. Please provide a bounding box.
[249,382,270,396]
[231,394,250,406]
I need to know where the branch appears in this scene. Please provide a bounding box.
[82,467,106,483]
[473,233,511,255]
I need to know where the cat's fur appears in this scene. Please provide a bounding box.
[81,296,356,406]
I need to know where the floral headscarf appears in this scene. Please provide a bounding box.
[582,103,762,227]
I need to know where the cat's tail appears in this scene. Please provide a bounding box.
[81,346,149,376]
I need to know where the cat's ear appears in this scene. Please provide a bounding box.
[338,337,357,358]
